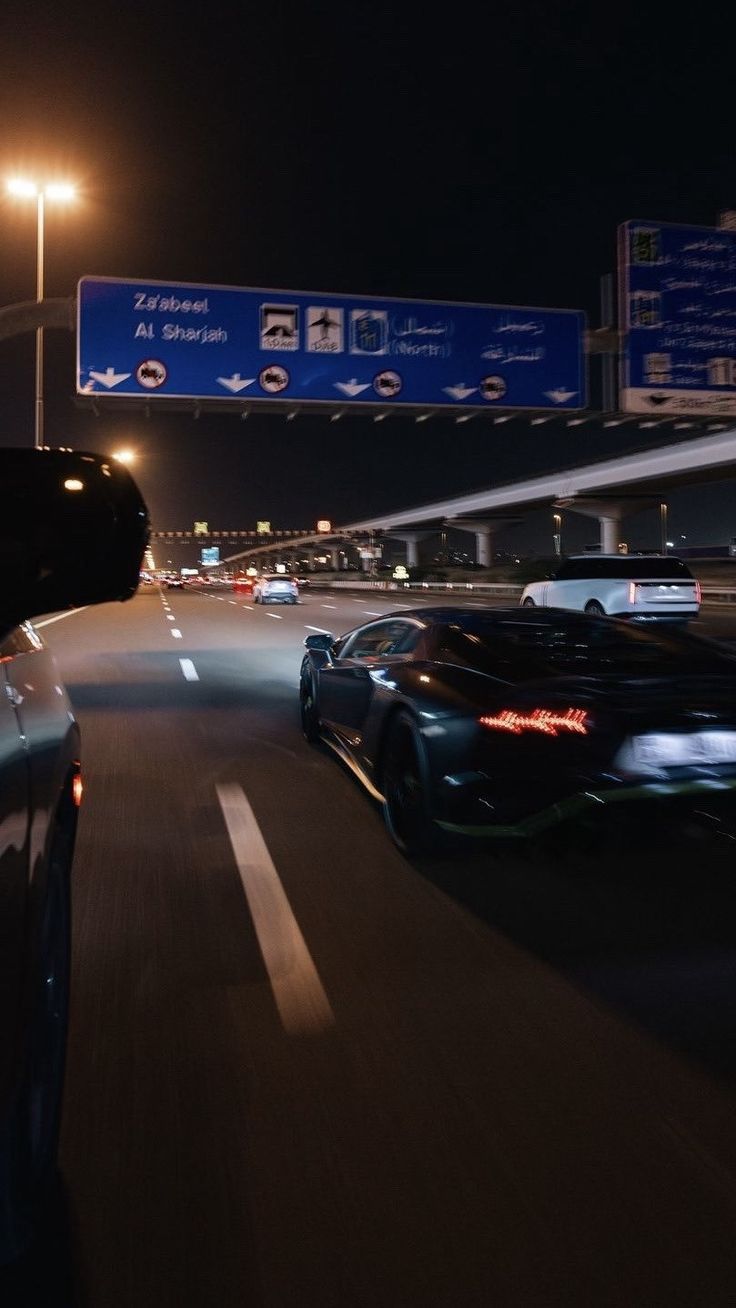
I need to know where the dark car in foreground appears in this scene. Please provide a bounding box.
[0,448,148,1263]
[299,607,736,855]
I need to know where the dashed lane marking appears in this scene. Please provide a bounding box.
[171,629,183,638]
[216,783,335,1035]
[266,613,283,619]
[179,658,199,681]
[305,625,332,633]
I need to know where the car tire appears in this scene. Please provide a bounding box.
[0,792,75,1264]
[299,670,321,743]
[584,601,606,616]
[522,597,536,607]
[381,710,438,857]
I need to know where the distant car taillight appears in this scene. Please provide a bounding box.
[695,580,702,603]
[479,708,589,736]
[72,766,84,807]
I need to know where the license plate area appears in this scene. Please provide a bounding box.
[632,731,736,766]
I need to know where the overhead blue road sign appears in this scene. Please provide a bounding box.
[77,277,586,412]
[619,220,736,417]
[201,546,220,565]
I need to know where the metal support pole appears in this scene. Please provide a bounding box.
[552,513,562,557]
[660,502,668,553]
[599,272,615,414]
[35,191,44,449]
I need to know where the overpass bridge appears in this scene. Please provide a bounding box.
[156,427,736,572]
[339,427,736,562]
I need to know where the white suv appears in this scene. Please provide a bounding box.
[520,554,701,624]
[253,573,299,604]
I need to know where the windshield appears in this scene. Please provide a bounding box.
[554,556,694,580]
[434,616,735,681]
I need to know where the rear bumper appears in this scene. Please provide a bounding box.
[615,610,698,623]
[436,774,736,839]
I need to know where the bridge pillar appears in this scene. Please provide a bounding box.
[386,530,435,568]
[445,516,522,567]
[554,495,662,554]
[330,546,341,570]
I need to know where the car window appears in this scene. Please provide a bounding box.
[432,617,734,681]
[554,556,693,580]
[341,620,420,659]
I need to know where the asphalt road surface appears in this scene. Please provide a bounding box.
[5,587,736,1307]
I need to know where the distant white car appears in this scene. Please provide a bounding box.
[252,573,299,604]
[520,554,701,624]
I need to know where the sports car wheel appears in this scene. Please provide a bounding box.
[585,600,606,616]
[382,711,437,856]
[522,597,536,607]
[299,672,321,743]
[0,793,75,1263]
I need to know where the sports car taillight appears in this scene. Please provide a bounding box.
[479,708,589,736]
[695,580,702,603]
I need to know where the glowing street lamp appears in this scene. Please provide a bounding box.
[112,449,136,465]
[6,177,77,449]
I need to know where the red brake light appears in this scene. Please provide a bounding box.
[479,708,589,736]
[72,768,84,807]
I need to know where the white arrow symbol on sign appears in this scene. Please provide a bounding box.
[443,383,477,401]
[217,374,256,394]
[89,367,132,389]
[545,388,577,404]
[334,378,371,398]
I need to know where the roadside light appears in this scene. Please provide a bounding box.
[7,178,38,197]
[45,182,76,201]
[112,449,135,465]
[63,478,84,491]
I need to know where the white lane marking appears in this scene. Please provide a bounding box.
[171,629,183,638]
[228,600,237,604]
[321,604,337,609]
[34,607,89,628]
[166,615,176,621]
[305,625,332,633]
[216,783,334,1035]
[266,613,283,620]
[242,604,254,610]
[362,610,383,616]
[179,658,199,681]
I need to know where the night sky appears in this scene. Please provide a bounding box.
[1,1,734,552]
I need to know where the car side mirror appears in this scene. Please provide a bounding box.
[0,448,149,627]
[304,632,334,651]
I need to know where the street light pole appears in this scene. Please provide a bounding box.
[6,178,75,449]
[35,188,45,449]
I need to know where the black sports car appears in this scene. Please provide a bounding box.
[299,606,736,854]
